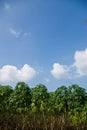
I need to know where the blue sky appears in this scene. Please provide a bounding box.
[0,0,87,91]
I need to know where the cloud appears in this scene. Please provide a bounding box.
[9,28,31,38]
[9,28,21,38]
[4,3,10,10]
[0,64,36,83]
[51,63,69,79]
[74,48,87,76]
[24,32,31,37]
[45,78,50,83]
[51,48,87,79]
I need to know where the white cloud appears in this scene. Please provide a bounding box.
[9,28,21,38]
[51,48,87,79]
[9,28,31,38]
[74,48,87,76]
[24,32,31,36]
[51,63,69,79]
[45,78,50,83]
[4,3,10,10]
[0,64,36,83]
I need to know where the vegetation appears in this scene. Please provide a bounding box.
[0,82,87,130]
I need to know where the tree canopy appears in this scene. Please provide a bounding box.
[0,82,87,130]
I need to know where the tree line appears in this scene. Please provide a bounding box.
[0,82,87,130]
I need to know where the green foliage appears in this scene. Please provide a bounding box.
[67,84,86,111]
[31,84,49,113]
[55,86,68,113]
[0,82,87,129]
[47,92,55,114]
[0,85,13,112]
[9,82,31,113]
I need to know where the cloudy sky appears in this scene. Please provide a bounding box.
[0,0,87,91]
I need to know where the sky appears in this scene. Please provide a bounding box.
[0,0,87,91]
